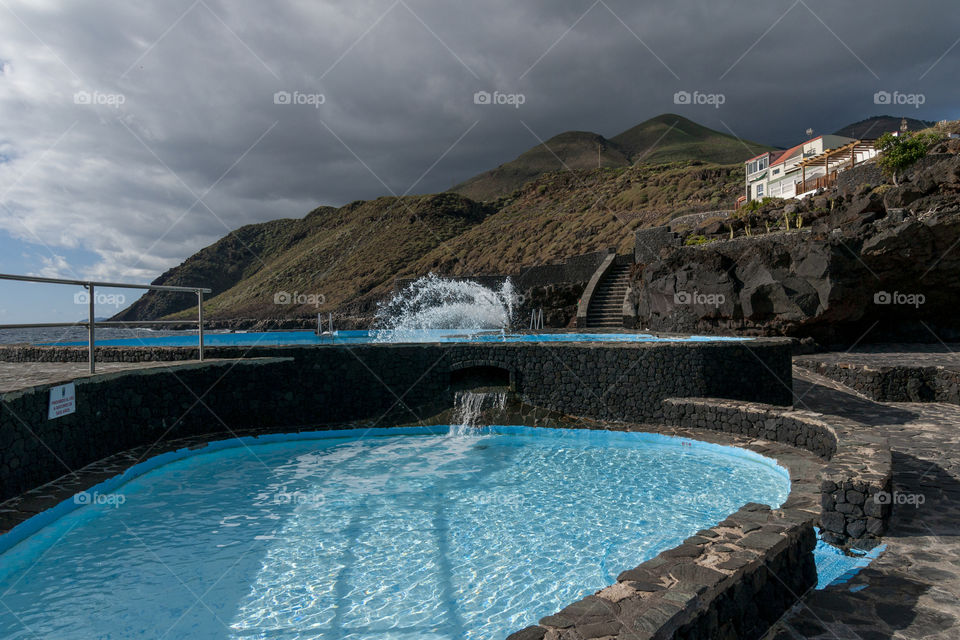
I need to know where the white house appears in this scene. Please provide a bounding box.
[741,134,879,204]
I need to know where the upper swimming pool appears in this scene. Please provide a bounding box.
[43,329,750,347]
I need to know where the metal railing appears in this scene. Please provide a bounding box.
[529,308,544,330]
[0,273,211,374]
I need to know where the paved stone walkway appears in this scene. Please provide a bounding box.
[0,360,215,393]
[796,343,960,370]
[766,366,960,640]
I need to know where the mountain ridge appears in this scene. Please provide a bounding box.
[450,114,774,201]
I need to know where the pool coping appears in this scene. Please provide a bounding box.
[0,335,792,365]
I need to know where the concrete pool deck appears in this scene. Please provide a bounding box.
[0,360,218,393]
[766,366,960,639]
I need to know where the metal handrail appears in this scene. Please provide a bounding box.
[0,273,211,373]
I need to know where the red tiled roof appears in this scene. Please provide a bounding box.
[770,135,824,166]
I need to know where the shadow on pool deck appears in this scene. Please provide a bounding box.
[792,374,919,426]
[766,369,960,639]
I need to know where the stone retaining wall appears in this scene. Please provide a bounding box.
[662,397,893,546]
[795,360,960,404]
[634,226,680,264]
[392,249,612,294]
[835,154,950,196]
[0,340,793,502]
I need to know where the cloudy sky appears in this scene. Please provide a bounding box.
[0,0,957,321]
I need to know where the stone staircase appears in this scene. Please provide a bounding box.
[585,263,631,328]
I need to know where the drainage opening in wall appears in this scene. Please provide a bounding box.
[450,365,513,392]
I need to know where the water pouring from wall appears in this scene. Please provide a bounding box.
[449,390,508,436]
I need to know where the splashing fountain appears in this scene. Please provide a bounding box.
[373,273,517,342]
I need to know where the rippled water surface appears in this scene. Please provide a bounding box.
[0,427,789,639]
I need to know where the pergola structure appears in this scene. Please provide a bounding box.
[796,139,877,195]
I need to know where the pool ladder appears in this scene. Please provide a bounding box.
[529,308,544,331]
[316,312,334,336]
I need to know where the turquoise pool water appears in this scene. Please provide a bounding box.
[0,427,789,640]
[43,328,750,347]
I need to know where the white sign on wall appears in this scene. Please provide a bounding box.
[48,382,76,419]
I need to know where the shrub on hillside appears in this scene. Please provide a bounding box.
[875,131,941,185]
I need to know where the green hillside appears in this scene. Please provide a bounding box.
[611,114,774,164]
[114,195,493,322]
[451,131,630,202]
[450,114,774,201]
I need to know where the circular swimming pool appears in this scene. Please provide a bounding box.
[0,427,789,639]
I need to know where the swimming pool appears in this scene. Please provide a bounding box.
[0,426,788,640]
[43,329,750,347]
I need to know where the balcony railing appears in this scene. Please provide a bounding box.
[0,273,211,373]
[795,171,838,195]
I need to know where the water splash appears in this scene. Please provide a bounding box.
[449,390,507,436]
[373,274,517,342]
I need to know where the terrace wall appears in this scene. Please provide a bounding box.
[662,397,893,546]
[794,359,960,405]
[391,249,613,293]
[0,340,793,502]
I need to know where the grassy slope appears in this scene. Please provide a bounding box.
[611,114,774,165]
[451,131,630,202]
[408,161,744,276]
[138,194,492,321]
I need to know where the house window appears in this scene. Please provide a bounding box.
[747,156,769,175]
[756,183,764,198]
[772,168,780,175]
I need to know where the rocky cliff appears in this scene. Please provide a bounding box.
[631,144,960,344]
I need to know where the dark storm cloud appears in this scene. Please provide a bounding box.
[0,0,956,280]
